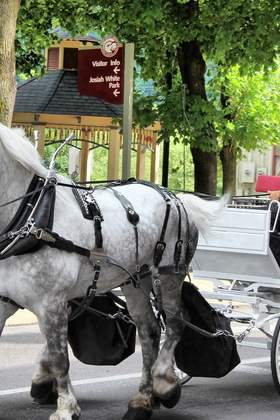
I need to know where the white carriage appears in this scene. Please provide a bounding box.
[191,197,280,391]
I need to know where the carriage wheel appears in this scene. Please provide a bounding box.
[271,317,280,394]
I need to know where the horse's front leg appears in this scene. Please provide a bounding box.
[122,282,161,420]
[36,298,80,420]
[152,274,184,409]
[0,301,18,335]
[31,343,58,404]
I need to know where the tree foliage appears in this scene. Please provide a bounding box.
[14,1,280,192]
[94,1,280,139]
[16,0,98,75]
[215,62,280,156]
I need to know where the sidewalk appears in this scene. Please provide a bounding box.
[6,309,37,326]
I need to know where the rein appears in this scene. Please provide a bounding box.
[0,184,48,209]
[0,181,95,209]
[0,178,140,210]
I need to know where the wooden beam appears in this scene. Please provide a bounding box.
[108,128,121,179]
[136,143,146,180]
[58,46,64,70]
[13,112,113,127]
[150,138,160,183]
[80,129,90,182]
[36,126,45,157]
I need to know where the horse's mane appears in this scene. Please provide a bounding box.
[0,123,48,177]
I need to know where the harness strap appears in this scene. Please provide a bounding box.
[170,194,183,273]
[129,180,172,268]
[107,186,140,272]
[0,295,23,309]
[153,197,171,268]
[107,187,140,226]
[69,263,100,321]
[176,195,194,269]
[36,228,91,257]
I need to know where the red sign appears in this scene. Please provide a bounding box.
[78,47,124,105]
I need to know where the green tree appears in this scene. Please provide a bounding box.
[92,0,280,194]
[1,1,280,195]
[0,0,97,126]
[215,63,280,193]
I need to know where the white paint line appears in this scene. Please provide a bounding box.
[0,356,271,397]
[72,372,141,386]
[236,365,269,374]
[241,357,270,365]
[0,372,142,397]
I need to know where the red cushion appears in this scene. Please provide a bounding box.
[256,175,280,192]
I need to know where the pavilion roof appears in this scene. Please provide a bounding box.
[15,70,122,118]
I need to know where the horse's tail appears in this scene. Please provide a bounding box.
[177,193,229,234]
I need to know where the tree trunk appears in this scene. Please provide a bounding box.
[177,40,217,195]
[220,89,237,195]
[220,143,237,195]
[191,147,217,195]
[0,0,20,127]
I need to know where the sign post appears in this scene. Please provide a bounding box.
[78,45,124,104]
[122,43,134,180]
[77,36,134,179]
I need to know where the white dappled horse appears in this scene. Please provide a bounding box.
[0,124,226,420]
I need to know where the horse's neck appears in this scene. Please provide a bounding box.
[0,149,33,232]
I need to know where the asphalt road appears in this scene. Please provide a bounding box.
[0,324,279,420]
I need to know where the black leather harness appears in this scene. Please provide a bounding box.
[0,176,55,259]
[0,177,193,310]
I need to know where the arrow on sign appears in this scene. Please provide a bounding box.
[113,66,120,74]
[113,89,120,97]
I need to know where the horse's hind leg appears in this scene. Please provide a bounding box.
[122,281,161,420]
[152,274,184,408]
[36,299,80,420]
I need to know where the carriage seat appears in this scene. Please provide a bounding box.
[192,204,280,284]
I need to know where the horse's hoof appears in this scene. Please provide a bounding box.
[158,383,181,409]
[30,379,58,405]
[122,407,152,420]
[49,410,80,420]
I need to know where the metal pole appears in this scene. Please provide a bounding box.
[122,43,134,179]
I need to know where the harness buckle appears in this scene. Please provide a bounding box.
[174,239,183,273]
[30,227,56,243]
[111,311,134,324]
[8,219,35,239]
[153,241,166,267]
